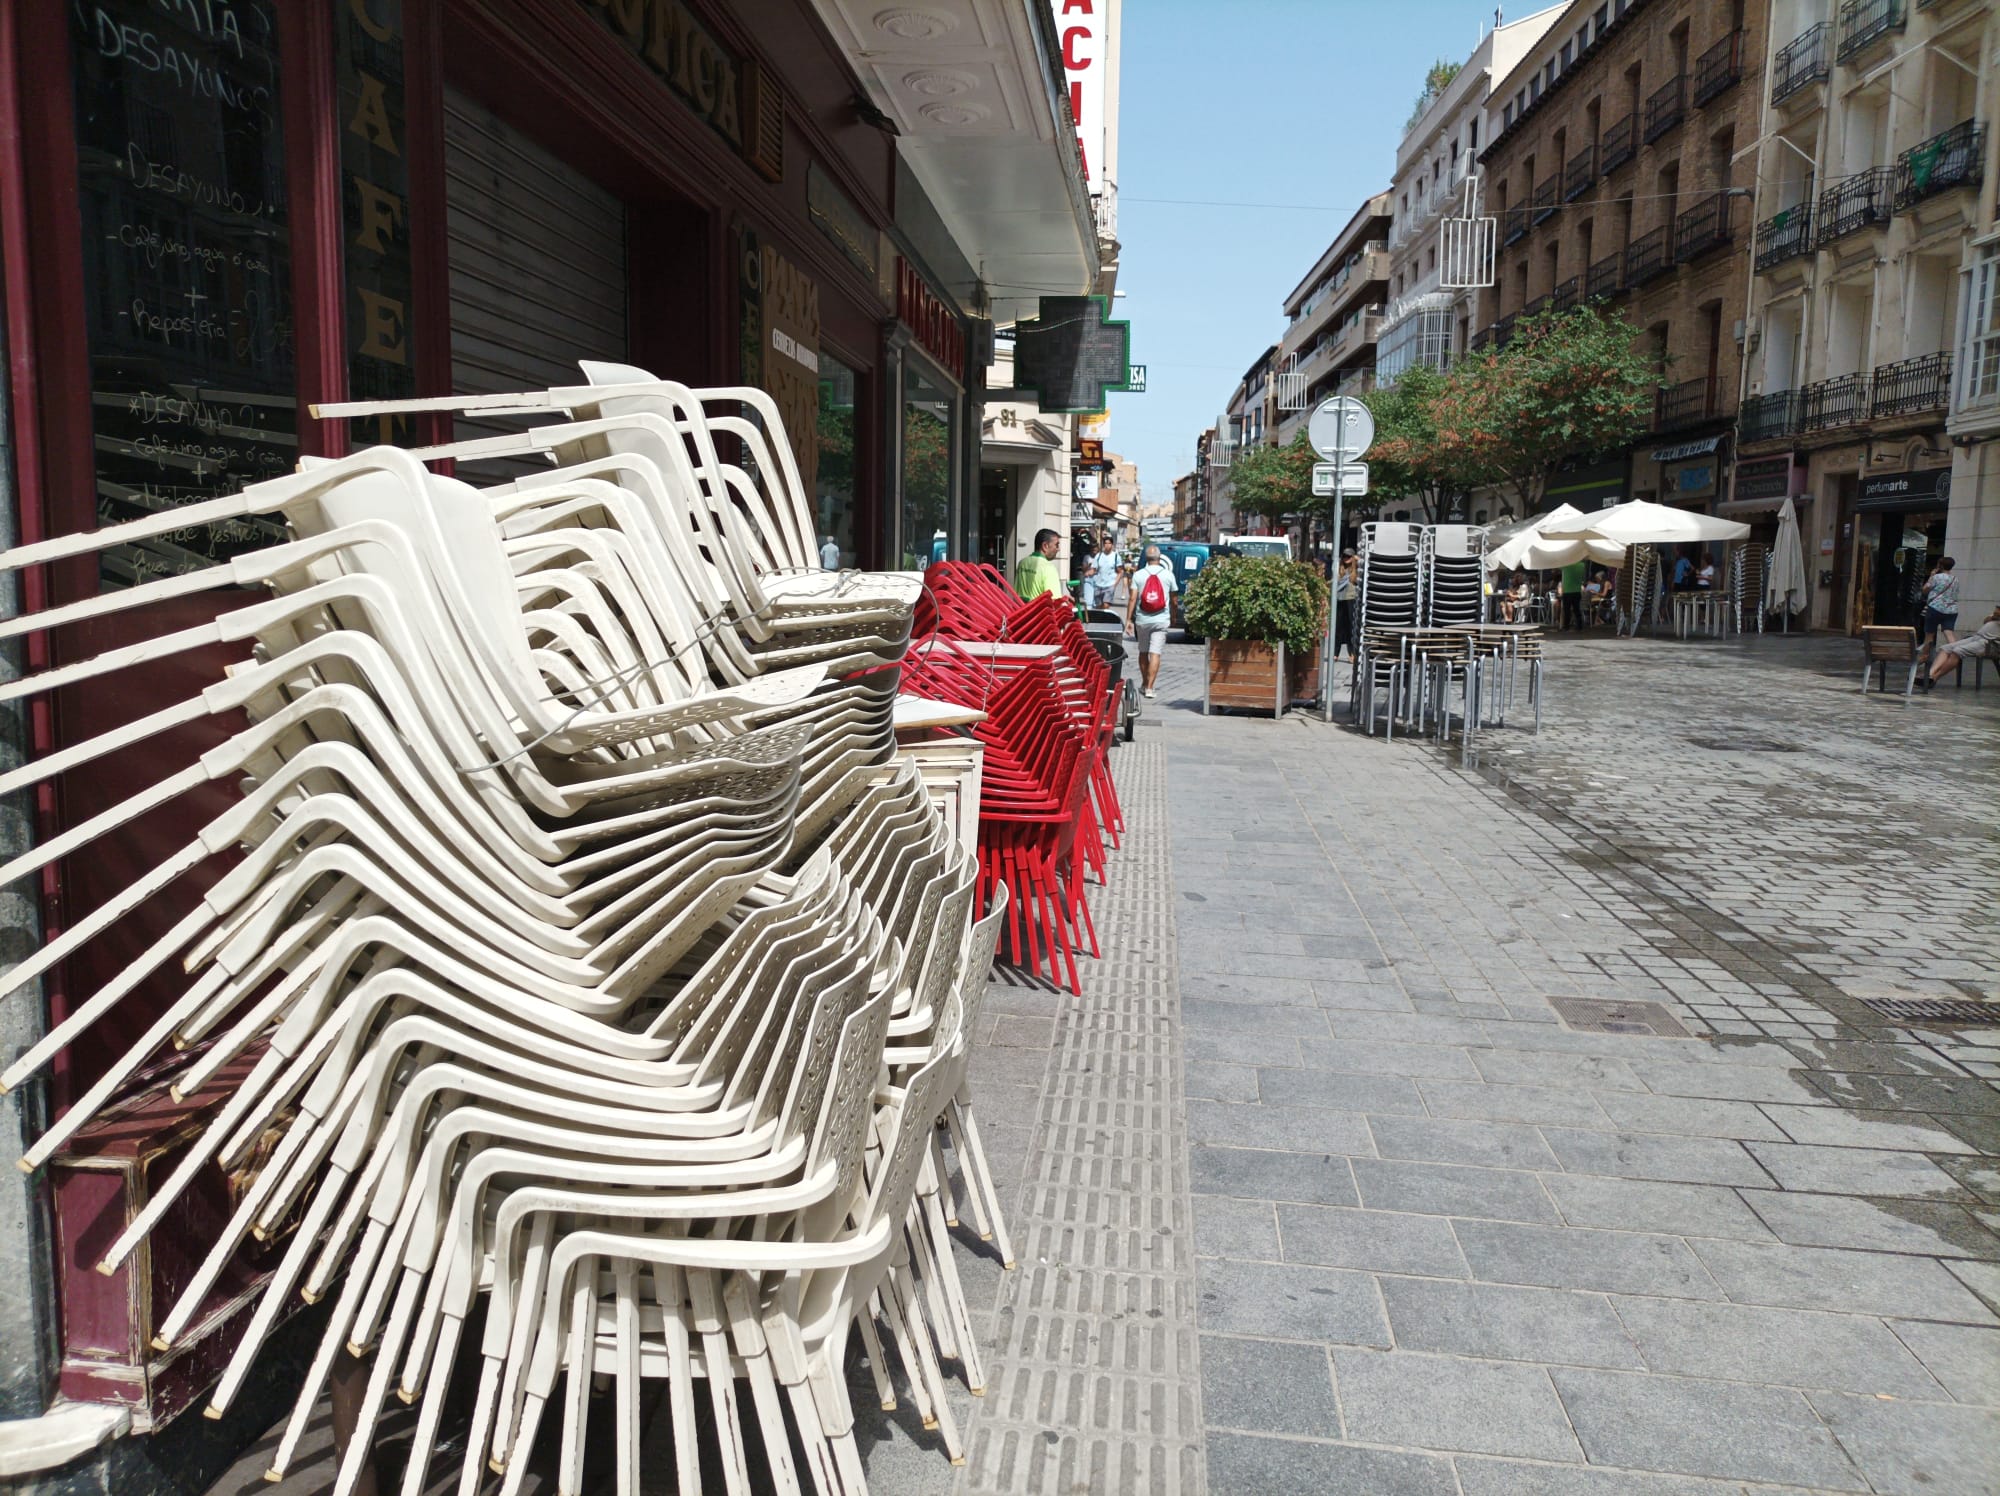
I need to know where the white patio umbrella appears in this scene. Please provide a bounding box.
[1485,505,1627,572]
[1765,494,1808,632]
[1542,499,1751,545]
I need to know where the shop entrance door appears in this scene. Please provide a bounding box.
[1828,474,1858,633]
[443,88,629,467]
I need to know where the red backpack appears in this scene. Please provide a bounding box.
[1138,568,1168,614]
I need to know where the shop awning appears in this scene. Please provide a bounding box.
[808,1,1099,323]
[1648,434,1726,463]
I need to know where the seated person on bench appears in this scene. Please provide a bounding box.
[1922,604,2000,692]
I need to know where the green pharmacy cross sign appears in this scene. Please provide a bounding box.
[1012,295,1133,414]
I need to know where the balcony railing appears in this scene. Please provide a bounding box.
[1739,391,1803,444]
[1894,120,1985,211]
[1644,76,1686,143]
[1552,276,1580,312]
[1624,226,1674,288]
[1565,146,1598,201]
[1836,0,1904,63]
[1532,178,1559,225]
[1502,205,1530,246]
[1870,351,1952,418]
[1601,114,1637,173]
[1492,313,1519,347]
[1754,199,1815,269]
[1693,31,1745,107]
[1655,376,1717,433]
[1586,253,1623,300]
[1673,192,1735,262]
[1816,168,1893,242]
[1522,294,1551,319]
[1773,23,1830,103]
[1801,372,1870,431]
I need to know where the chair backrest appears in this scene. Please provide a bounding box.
[1859,625,1918,661]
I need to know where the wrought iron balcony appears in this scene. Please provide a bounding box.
[1739,391,1803,444]
[1801,372,1870,431]
[1502,205,1531,246]
[1816,169,1893,243]
[1492,313,1519,347]
[1894,121,1985,211]
[1655,376,1717,433]
[1644,76,1686,143]
[1532,178,1559,225]
[1623,226,1674,288]
[1693,31,1745,107]
[1565,146,1598,201]
[1870,351,1952,418]
[1601,114,1637,174]
[1522,294,1551,319]
[1673,192,1735,262]
[1586,253,1624,301]
[1754,200,1815,269]
[1552,277,1580,312]
[1773,23,1830,104]
[1836,0,1904,63]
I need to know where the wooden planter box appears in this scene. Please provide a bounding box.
[1204,639,1315,715]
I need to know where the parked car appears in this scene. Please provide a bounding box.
[1154,542,1213,639]
[1218,533,1293,560]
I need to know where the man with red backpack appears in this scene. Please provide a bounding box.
[1125,543,1178,699]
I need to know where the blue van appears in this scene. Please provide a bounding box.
[1154,542,1213,639]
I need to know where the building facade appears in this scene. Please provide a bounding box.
[1379,6,1567,388]
[1272,195,1394,448]
[1739,0,1996,631]
[0,0,1094,1477]
[1477,0,1769,525]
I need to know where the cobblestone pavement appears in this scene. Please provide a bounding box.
[213,631,2000,1495]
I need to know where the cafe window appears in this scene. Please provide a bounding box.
[70,0,296,587]
[815,354,860,567]
[900,360,955,570]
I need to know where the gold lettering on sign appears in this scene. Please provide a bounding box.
[350,177,404,253]
[348,73,399,153]
[357,289,407,363]
[587,0,743,149]
[757,242,821,496]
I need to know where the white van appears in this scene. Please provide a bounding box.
[1220,533,1292,560]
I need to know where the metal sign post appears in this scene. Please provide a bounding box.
[1307,398,1374,721]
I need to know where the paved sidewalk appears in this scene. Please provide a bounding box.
[1152,631,1999,1496]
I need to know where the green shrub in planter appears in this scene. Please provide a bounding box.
[1182,556,1330,656]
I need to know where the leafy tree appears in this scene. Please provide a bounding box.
[1439,305,1656,518]
[1367,305,1657,523]
[1226,431,1320,526]
[1363,363,1458,523]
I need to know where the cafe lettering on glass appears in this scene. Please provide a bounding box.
[338,0,418,447]
[738,229,823,495]
[896,259,963,375]
[71,0,297,588]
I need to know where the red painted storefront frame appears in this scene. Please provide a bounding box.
[0,0,900,1426]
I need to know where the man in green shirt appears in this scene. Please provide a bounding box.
[1560,559,1587,632]
[1015,528,1064,602]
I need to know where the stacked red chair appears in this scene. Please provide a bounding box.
[902,564,1127,992]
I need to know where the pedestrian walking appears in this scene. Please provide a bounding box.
[1015,528,1064,602]
[1919,555,1961,659]
[1084,535,1121,610]
[1560,558,1586,631]
[1126,543,1178,699]
[819,534,841,570]
[1333,548,1359,658]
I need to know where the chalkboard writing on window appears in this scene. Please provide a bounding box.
[71,0,296,589]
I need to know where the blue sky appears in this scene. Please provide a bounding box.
[1104,0,1512,505]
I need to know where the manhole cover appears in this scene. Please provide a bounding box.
[1547,997,1693,1038]
[1685,736,1801,753]
[1861,999,2000,1027]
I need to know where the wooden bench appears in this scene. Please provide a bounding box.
[1858,625,1921,697]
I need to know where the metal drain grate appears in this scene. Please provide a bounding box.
[1547,997,1694,1038]
[1862,998,2000,1027]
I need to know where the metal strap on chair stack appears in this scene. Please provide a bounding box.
[0,362,1003,1494]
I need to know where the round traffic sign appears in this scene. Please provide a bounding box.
[1308,396,1374,462]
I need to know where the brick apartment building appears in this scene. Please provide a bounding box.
[1476,0,1767,519]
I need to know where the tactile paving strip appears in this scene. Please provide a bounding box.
[956,742,1206,1496]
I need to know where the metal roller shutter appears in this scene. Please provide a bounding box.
[443,88,627,466]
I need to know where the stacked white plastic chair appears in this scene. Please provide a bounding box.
[0,362,1009,1494]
